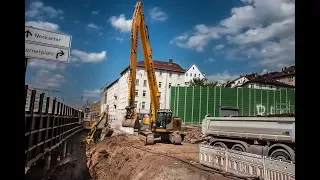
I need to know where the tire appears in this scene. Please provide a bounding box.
[231,144,246,152]
[212,142,228,149]
[270,149,292,161]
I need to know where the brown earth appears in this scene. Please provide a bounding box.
[85,133,234,180]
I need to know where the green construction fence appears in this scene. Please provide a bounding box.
[170,86,295,125]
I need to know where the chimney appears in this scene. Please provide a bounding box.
[169,59,173,63]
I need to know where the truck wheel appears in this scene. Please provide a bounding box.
[231,144,246,152]
[270,149,291,161]
[212,142,228,149]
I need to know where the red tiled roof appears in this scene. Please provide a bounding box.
[120,59,185,75]
[136,60,185,73]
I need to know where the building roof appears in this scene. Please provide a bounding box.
[241,76,295,88]
[120,59,185,75]
[272,65,295,78]
[105,78,119,90]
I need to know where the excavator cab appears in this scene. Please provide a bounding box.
[155,109,182,131]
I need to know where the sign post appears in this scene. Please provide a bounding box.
[25,26,72,64]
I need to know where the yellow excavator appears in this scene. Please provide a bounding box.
[84,108,114,145]
[122,1,183,145]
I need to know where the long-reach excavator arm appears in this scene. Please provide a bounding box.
[122,2,160,129]
[122,2,183,145]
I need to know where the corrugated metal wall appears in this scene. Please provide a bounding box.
[170,87,295,125]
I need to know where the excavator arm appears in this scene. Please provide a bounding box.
[122,2,160,130]
[84,108,113,145]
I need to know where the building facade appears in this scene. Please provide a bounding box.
[184,64,206,85]
[272,65,295,86]
[100,59,186,122]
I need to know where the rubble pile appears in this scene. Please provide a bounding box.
[182,126,207,144]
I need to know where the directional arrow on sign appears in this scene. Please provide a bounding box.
[25,30,32,38]
[56,50,65,59]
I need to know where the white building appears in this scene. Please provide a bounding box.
[100,59,186,121]
[184,64,206,86]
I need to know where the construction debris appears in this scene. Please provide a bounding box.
[85,132,232,180]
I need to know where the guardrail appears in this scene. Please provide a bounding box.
[199,144,295,180]
[25,85,84,167]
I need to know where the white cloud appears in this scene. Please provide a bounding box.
[149,7,168,21]
[116,37,124,41]
[28,59,65,71]
[170,25,234,52]
[205,58,216,63]
[92,10,100,15]
[32,69,66,88]
[213,44,225,51]
[25,1,64,20]
[88,23,99,29]
[71,50,107,63]
[82,89,100,98]
[25,21,60,31]
[171,0,295,70]
[109,14,132,32]
[206,71,240,84]
[227,17,295,44]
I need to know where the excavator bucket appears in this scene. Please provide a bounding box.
[122,106,138,127]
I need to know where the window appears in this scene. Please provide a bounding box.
[142,102,146,109]
[190,73,192,76]
[177,84,180,86]
[199,74,200,77]
[169,72,172,77]
[143,90,146,97]
[134,101,138,108]
[160,71,162,76]
[185,82,189,85]
[186,73,188,76]
[143,80,147,86]
[169,83,172,88]
[194,74,196,77]
[159,82,162,88]
[288,77,293,82]
[136,79,139,86]
[135,90,139,96]
[178,74,180,79]
[193,67,194,70]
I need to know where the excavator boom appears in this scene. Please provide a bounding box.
[122,2,160,128]
[122,2,183,146]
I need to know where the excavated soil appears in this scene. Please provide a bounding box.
[86,133,233,180]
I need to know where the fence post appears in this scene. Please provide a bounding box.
[225,149,229,173]
[263,156,267,180]
[38,93,44,114]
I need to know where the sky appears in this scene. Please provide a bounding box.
[25,0,295,108]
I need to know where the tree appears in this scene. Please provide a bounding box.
[189,78,218,87]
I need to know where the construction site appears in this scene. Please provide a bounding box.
[25,1,295,180]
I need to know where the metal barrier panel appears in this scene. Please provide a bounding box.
[199,144,295,180]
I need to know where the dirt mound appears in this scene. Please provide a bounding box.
[86,134,232,180]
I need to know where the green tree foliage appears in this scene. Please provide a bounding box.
[189,78,218,87]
